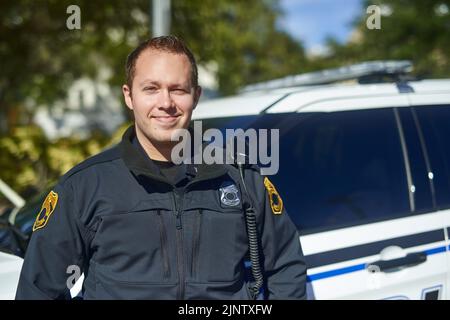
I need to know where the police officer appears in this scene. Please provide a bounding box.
[16,36,307,300]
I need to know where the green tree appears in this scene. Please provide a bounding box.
[171,0,306,94]
[0,125,111,201]
[324,0,450,78]
[0,0,306,200]
[0,0,305,132]
[0,0,150,133]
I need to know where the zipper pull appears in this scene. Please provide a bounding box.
[176,212,182,230]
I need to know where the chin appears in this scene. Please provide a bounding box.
[151,131,179,144]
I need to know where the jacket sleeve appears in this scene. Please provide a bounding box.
[250,172,307,300]
[15,181,88,300]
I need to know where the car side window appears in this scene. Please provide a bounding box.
[414,105,450,210]
[271,108,411,233]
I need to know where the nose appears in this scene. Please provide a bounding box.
[158,89,174,109]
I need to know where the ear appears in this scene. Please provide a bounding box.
[122,84,134,111]
[193,86,202,109]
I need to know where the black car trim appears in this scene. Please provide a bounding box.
[304,228,445,269]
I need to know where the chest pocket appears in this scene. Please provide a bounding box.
[183,190,249,283]
[92,196,173,284]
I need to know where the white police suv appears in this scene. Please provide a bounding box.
[193,61,450,300]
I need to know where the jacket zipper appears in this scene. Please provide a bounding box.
[191,209,203,278]
[157,210,170,279]
[173,189,185,300]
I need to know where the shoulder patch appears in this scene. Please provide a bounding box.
[33,190,59,231]
[264,177,283,215]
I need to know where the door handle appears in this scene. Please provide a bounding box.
[367,252,427,273]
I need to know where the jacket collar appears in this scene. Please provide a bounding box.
[119,125,229,186]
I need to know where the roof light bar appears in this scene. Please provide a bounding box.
[240,60,413,93]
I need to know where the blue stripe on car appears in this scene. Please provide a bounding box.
[304,229,445,269]
[307,244,447,282]
[305,228,448,283]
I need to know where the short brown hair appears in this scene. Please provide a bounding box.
[125,35,198,89]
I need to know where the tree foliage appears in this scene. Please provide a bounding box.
[0,0,305,131]
[0,122,130,207]
[321,0,450,78]
[171,0,306,94]
[1,0,306,203]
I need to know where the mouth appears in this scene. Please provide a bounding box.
[151,115,181,125]
[152,115,180,122]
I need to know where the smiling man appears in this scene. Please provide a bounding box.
[122,37,201,161]
[16,36,307,300]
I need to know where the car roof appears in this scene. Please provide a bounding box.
[194,79,450,119]
[191,92,286,120]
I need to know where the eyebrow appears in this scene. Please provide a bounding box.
[139,80,190,89]
[139,80,159,87]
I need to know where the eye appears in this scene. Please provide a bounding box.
[172,88,187,94]
[143,86,158,92]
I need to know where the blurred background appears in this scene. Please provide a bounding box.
[0,0,449,210]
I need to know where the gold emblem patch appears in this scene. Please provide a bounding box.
[33,190,58,231]
[264,177,283,215]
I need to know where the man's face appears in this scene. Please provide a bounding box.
[122,49,201,145]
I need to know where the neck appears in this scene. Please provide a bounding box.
[135,129,175,162]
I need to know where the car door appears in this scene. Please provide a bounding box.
[409,102,450,300]
[267,105,447,299]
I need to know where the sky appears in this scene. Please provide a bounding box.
[278,0,364,56]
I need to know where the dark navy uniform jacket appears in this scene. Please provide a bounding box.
[15,126,307,300]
